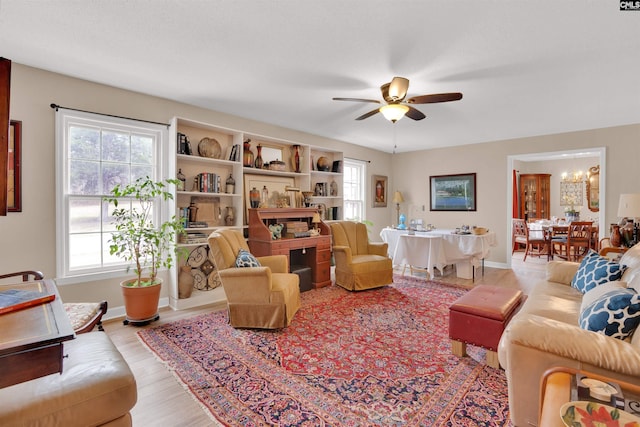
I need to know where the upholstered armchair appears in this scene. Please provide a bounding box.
[208,229,300,329]
[329,221,393,291]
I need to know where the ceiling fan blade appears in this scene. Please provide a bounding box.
[388,77,409,101]
[407,92,463,104]
[332,97,381,104]
[405,106,426,121]
[355,108,381,121]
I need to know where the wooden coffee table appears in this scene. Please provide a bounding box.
[0,279,75,388]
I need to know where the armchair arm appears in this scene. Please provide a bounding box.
[367,242,388,257]
[332,245,353,266]
[218,267,273,302]
[256,255,289,273]
[0,270,44,281]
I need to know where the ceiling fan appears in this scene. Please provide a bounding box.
[333,76,463,123]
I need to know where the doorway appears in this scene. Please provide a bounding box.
[506,147,606,268]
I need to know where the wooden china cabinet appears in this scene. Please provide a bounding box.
[519,174,551,221]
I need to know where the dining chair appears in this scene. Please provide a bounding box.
[565,221,594,262]
[549,225,569,260]
[512,218,548,261]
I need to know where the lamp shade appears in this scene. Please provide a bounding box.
[392,191,404,204]
[617,194,640,218]
[380,104,409,123]
[311,212,321,223]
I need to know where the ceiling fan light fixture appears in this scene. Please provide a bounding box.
[380,104,409,123]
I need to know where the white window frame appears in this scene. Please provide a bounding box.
[343,158,366,221]
[55,109,169,285]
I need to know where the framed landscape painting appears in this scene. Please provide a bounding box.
[430,173,476,211]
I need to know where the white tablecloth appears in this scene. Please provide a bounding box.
[380,228,497,278]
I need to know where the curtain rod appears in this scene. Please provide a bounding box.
[345,157,371,163]
[50,103,170,127]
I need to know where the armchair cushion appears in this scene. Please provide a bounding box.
[235,248,261,268]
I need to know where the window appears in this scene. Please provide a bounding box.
[55,109,168,283]
[343,158,366,221]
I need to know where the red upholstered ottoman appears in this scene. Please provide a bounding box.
[449,285,523,369]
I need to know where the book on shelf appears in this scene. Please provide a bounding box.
[0,283,56,315]
[188,221,209,228]
[570,373,640,413]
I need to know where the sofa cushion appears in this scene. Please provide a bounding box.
[571,250,626,293]
[235,249,261,268]
[579,287,640,339]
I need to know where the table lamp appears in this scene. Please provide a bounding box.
[617,193,640,245]
[311,212,321,230]
[392,191,405,229]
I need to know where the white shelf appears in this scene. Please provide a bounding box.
[177,153,239,166]
[310,170,342,176]
[243,167,308,178]
[177,190,240,198]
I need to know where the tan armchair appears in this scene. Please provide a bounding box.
[208,229,300,329]
[330,221,393,291]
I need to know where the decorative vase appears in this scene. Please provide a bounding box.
[254,144,263,169]
[261,185,269,207]
[302,191,314,207]
[249,187,260,208]
[243,139,254,167]
[611,224,622,247]
[188,201,198,222]
[225,206,235,226]
[178,266,194,299]
[291,144,302,173]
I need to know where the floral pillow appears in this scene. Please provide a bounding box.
[579,287,640,340]
[571,250,626,293]
[235,248,261,268]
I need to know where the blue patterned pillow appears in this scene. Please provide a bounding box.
[571,250,626,293]
[235,249,261,268]
[579,287,640,339]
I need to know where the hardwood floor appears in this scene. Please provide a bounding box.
[104,253,546,426]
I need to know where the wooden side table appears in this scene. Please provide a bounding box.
[0,279,75,388]
[539,367,640,426]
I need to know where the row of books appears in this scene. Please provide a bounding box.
[195,173,222,193]
[179,232,208,244]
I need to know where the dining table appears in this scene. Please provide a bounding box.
[380,227,498,280]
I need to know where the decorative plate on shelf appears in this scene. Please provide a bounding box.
[560,401,640,427]
[198,137,222,159]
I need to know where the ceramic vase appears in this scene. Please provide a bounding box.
[249,187,260,208]
[254,144,263,169]
[178,266,194,299]
[291,145,302,173]
[611,224,622,247]
[243,139,254,167]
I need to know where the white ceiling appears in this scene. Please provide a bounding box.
[1,1,639,153]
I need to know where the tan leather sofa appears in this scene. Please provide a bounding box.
[498,244,640,427]
[330,221,393,291]
[208,229,300,329]
[0,332,137,426]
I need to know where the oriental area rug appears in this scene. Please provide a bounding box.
[137,275,512,426]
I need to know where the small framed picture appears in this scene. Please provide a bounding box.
[372,175,388,208]
[430,173,476,211]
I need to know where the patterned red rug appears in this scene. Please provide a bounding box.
[138,275,511,426]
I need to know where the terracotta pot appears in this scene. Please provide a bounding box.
[120,278,162,321]
[611,224,622,247]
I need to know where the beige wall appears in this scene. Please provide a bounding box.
[391,125,640,267]
[3,63,640,309]
[0,64,391,306]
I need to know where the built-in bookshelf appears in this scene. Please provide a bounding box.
[167,117,343,310]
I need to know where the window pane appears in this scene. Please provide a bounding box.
[69,198,101,233]
[69,126,100,160]
[102,130,130,163]
[131,134,153,165]
[69,233,103,269]
[132,165,154,182]
[69,160,100,195]
[102,162,130,194]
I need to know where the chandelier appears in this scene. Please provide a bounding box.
[561,168,586,183]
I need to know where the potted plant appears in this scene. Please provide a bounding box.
[105,177,184,325]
